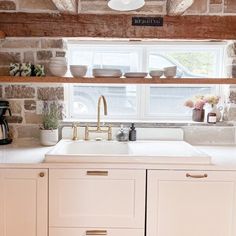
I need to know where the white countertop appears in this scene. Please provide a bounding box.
[0,139,236,170]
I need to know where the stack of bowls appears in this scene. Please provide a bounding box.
[49,57,68,77]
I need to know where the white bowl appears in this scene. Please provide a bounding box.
[164,66,177,78]
[49,62,67,66]
[70,65,88,77]
[93,69,122,78]
[49,65,67,77]
[149,70,164,78]
[124,72,148,78]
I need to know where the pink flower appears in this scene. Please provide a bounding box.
[184,99,194,108]
[194,100,206,110]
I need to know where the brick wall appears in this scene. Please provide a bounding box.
[1,0,236,15]
[0,37,65,138]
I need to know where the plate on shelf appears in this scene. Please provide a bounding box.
[124,72,148,78]
[93,69,122,78]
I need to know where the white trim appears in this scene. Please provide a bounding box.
[66,41,227,121]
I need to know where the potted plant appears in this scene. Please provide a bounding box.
[40,101,63,146]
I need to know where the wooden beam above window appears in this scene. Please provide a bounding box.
[0,12,236,39]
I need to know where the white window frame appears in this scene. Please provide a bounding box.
[65,40,227,121]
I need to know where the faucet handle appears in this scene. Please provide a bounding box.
[108,125,112,141]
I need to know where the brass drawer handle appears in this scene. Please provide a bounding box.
[39,172,45,178]
[186,173,208,179]
[86,230,107,235]
[86,171,108,176]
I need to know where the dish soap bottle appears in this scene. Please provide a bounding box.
[129,123,137,141]
[116,125,129,142]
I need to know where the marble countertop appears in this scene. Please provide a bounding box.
[0,139,236,170]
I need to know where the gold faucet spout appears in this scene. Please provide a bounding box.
[84,95,112,141]
[97,95,107,130]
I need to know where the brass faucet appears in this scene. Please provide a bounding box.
[72,122,79,140]
[85,95,112,141]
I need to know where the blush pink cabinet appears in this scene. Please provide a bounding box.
[0,169,48,236]
[49,169,146,229]
[147,170,236,236]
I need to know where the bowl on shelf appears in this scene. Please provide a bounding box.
[70,65,88,77]
[49,57,68,77]
[149,69,164,78]
[124,72,148,78]
[163,66,177,78]
[93,69,122,78]
[49,65,67,77]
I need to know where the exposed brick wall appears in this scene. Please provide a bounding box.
[0,0,236,15]
[1,84,64,138]
[0,38,66,76]
[0,37,65,138]
[225,42,236,121]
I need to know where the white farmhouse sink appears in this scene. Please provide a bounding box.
[45,140,211,164]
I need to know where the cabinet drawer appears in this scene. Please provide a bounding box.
[49,169,146,228]
[50,228,144,236]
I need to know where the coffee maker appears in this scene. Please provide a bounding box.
[0,101,12,145]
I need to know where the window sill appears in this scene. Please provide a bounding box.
[61,119,235,128]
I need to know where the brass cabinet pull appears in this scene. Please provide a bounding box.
[39,172,45,178]
[186,173,208,178]
[86,230,107,235]
[86,171,108,176]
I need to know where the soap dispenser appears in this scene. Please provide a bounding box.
[129,123,136,141]
[116,125,129,142]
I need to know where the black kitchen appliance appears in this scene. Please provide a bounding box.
[0,101,12,145]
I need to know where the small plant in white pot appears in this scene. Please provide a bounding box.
[40,101,62,146]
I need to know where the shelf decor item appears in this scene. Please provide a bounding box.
[21,63,32,77]
[49,57,68,77]
[192,108,205,122]
[40,101,63,146]
[184,96,206,122]
[9,63,45,77]
[9,63,21,76]
[34,64,45,77]
[204,94,221,123]
[185,94,221,123]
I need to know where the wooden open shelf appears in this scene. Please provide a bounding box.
[0,76,236,84]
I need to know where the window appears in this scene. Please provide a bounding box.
[66,41,226,121]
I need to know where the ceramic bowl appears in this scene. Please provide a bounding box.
[93,69,122,78]
[163,66,177,78]
[70,65,88,77]
[149,69,164,78]
[49,65,67,77]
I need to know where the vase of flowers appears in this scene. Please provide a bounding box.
[184,96,206,122]
[185,94,221,122]
[40,101,63,146]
